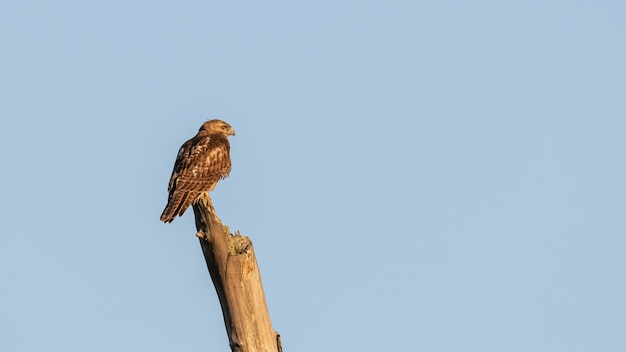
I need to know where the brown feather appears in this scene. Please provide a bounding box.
[176,191,200,217]
[160,119,235,223]
[160,190,184,223]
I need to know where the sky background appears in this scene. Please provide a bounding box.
[1,1,625,351]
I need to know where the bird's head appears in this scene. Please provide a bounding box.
[199,119,236,137]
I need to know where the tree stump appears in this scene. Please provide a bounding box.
[192,193,281,352]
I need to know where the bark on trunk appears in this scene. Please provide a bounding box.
[192,193,281,352]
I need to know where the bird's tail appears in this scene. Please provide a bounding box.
[160,191,198,223]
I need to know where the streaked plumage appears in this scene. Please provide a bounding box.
[160,119,235,223]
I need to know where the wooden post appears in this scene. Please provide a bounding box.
[192,193,282,352]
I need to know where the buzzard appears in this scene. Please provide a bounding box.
[160,119,236,223]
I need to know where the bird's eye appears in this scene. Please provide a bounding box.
[221,125,228,129]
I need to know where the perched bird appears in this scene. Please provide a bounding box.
[160,119,235,223]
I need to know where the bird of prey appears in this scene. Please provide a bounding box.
[160,119,235,223]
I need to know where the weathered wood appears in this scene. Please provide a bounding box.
[192,193,281,352]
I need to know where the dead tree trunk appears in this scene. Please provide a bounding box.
[192,193,281,352]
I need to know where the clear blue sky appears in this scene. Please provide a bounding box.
[1,1,625,351]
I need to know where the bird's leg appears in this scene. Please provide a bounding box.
[205,192,216,214]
